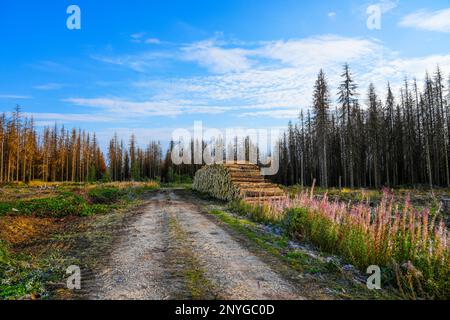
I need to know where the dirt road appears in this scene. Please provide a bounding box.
[81,190,305,300]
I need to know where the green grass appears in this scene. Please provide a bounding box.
[0,183,159,218]
[283,208,340,254]
[88,187,124,204]
[0,192,108,217]
[0,240,46,299]
[161,182,193,189]
[0,239,79,300]
[228,200,281,224]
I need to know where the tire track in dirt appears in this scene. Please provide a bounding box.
[86,191,172,300]
[84,190,304,300]
[166,192,304,300]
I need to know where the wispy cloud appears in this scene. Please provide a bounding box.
[145,38,161,44]
[399,8,450,33]
[23,112,114,123]
[181,39,254,74]
[130,32,146,40]
[63,97,231,117]
[0,94,33,100]
[130,32,162,44]
[240,109,302,119]
[178,35,382,75]
[92,51,172,72]
[257,36,382,67]
[96,35,382,74]
[352,0,398,18]
[133,36,387,116]
[33,83,67,91]
[31,60,75,73]
[360,53,450,93]
[378,0,399,14]
[89,34,450,120]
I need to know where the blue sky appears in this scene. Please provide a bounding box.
[1,0,449,149]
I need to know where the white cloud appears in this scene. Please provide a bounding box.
[379,0,399,14]
[131,32,146,39]
[257,36,381,67]
[33,83,67,90]
[130,32,162,45]
[181,40,253,74]
[31,60,75,73]
[353,0,398,19]
[91,34,450,120]
[0,94,32,99]
[178,36,382,73]
[145,38,161,44]
[399,8,450,33]
[92,51,172,72]
[360,53,450,97]
[131,36,387,117]
[177,41,449,117]
[23,112,114,123]
[98,35,382,75]
[240,109,302,119]
[133,67,309,111]
[63,97,230,117]
[328,12,336,18]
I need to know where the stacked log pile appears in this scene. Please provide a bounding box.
[192,164,240,201]
[193,162,287,204]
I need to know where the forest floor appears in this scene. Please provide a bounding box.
[0,186,401,300]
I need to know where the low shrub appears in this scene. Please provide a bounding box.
[0,193,85,217]
[0,183,160,218]
[0,240,47,300]
[88,187,123,204]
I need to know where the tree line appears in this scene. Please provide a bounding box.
[0,106,166,184]
[107,133,162,181]
[1,64,449,189]
[0,106,107,183]
[273,64,450,189]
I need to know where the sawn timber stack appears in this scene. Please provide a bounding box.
[193,163,287,205]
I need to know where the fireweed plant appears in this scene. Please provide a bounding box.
[245,188,449,299]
